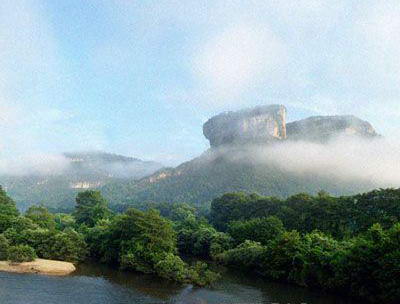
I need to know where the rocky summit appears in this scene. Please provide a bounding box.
[203,106,378,147]
[203,105,287,147]
[286,115,378,142]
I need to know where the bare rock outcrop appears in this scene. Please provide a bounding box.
[286,115,378,142]
[203,105,287,147]
[203,105,378,147]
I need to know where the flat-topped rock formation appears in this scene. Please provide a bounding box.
[203,105,287,147]
[203,106,378,147]
[286,115,378,142]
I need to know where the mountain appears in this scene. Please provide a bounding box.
[286,115,378,142]
[100,105,380,209]
[0,105,383,211]
[63,152,162,179]
[203,105,287,147]
[0,152,163,211]
[100,146,376,209]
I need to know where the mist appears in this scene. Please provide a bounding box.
[0,154,70,176]
[0,152,163,179]
[231,135,400,187]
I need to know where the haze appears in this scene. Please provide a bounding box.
[1,0,399,184]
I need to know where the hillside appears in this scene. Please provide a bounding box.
[101,146,376,209]
[0,152,163,211]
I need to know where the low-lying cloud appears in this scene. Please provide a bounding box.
[0,154,70,176]
[0,152,163,179]
[224,135,400,188]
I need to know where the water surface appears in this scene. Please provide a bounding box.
[0,263,358,304]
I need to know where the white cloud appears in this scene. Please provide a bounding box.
[0,0,60,89]
[355,1,400,83]
[109,0,399,123]
[0,0,103,174]
[288,95,343,116]
[0,154,70,176]
[235,135,400,187]
[192,23,286,106]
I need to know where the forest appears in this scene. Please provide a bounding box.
[0,186,399,303]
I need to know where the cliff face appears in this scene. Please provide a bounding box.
[203,106,378,147]
[203,105,287,147]
[286,115,378,142]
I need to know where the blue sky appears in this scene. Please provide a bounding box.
[1,0,399,166]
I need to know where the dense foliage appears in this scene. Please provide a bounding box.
[74,191,111,227]
[7,244,37,263]
[210,189,400,237]
[0,187,217,286]
[84,206,218,286]
[210,190,400,303]
[0,184,399,302]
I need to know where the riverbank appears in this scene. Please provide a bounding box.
[0,259,76,276]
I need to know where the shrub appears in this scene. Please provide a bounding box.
[217,240,266,270]
[155,253,188,282]
[50,228,87,262]
[228,216,284,246]
[25,206,56,230]
[0,234,10,260]
[187,262,220,286]
[8,245,36,263]
[23,228,56,259]
[262,231,305,281]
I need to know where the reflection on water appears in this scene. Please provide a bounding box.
[0,263,359,304]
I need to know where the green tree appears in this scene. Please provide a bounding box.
[22,228,56,259]
[54,213,76,231]
[3,217,38,245]
[25,206,56,230]
[187,261,221,286]
[294,231,346,289]
[217,240,265,270]
[50,228,87,262]
[8,244,36,263]
[116,209,177,273]
[263,231,305,281]
[154,253,188,282]
[84,219,113,261]
[0,186,19,217]
[0,234,10,260]
[228,216,284,246]
[0,186,19,233]
[74,191,111,227]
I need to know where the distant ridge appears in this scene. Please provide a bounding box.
[0,105,383,211]
[0,151,163,211]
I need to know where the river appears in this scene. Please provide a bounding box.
[0,263,358,304]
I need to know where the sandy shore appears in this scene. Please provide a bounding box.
[0,259,76,276]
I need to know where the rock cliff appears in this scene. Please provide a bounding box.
[203,105,287,147]
[204,106,378,147]
[286,115,378,142]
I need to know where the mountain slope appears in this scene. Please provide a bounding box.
[0,152,163,211]
[101,146,377,209]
